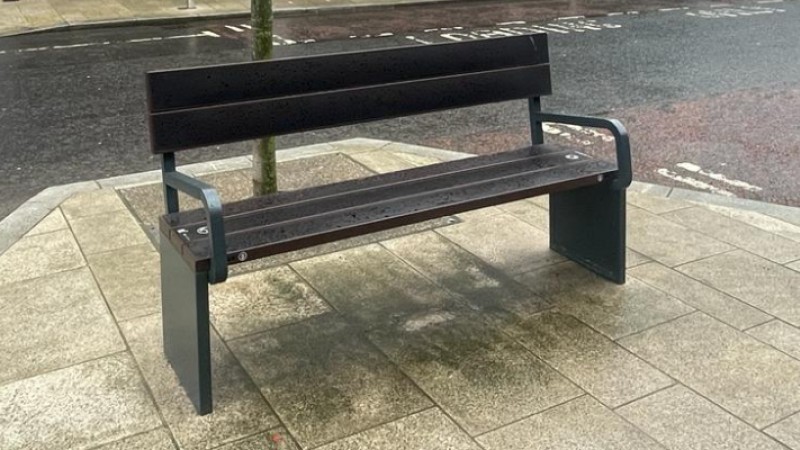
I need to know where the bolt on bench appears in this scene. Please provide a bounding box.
[146,34,632,415]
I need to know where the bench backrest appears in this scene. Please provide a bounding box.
[146,34,551,153]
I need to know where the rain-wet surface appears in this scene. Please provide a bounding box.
[0,0,798,220]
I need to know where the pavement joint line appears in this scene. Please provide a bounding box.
[2,140,799,258]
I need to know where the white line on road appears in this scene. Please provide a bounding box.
[657,168,736,197]
[240,24,252,29]
[225,25,244,32]
[675,162,763,191]
[558,15,585,20]
[202,30,221,37]
[406,36,433,44]
[497,21,525,25]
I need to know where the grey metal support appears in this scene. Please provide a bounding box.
[162,171,228,284]
[161,234,213,415]
[549,180,626,284]
[162,153,180,214]
[528,97,544,145]
[529,112,632,190]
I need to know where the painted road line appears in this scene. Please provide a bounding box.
[406,36,433,44]
[225,25,245,32]
[657,169,736,197]
[676,162,763,191]
[240,24,252,29]
[202,31,221,37]
[497,21,525,25]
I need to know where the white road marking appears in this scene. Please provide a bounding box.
[377,32,394,37]
[757,0,784,3]
[658,7,685,11]
[657,168,736,197]
[607,12,624,16]
[406,36,433,45]
[127,37,162,43]
[676,162,763,191]
[240,24,252,29]
[558,15,585,20]
[497,21,525,25]
[225,25,244,32]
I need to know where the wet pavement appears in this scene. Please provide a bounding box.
[3,139,800,450]
[0,0,798,220]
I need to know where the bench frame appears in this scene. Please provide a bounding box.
[147,34,631,415]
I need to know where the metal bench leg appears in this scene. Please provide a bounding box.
[160,233,213,415]
[549,181,626,284]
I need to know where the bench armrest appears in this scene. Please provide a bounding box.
[531,112,632,190]
[163,170,228,284]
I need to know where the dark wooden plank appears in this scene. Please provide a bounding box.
[150,64,551,152]
[168,144,569,227]
[179,149,586,240]
[181,159,616,269]
[147,34,549,112]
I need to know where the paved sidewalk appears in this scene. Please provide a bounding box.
[0,0,449,37]
[2,139,800,449]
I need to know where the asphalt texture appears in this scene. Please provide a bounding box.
[0,0,798,219]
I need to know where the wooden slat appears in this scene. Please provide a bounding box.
[147,34,549,112]
[167,144,569,227]
[183,149,584,240]
[150,64,550,152]
[174,158,616,270]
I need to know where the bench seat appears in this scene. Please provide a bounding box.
[161,144,616,271]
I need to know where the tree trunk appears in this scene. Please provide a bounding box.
[251,0,277,196]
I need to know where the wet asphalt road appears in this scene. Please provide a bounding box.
[0,0,798,219]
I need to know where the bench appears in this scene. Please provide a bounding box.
[145,33,632,415]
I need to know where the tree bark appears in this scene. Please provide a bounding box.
[251,0,277,196]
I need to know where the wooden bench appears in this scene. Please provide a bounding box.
[146,34,632,415]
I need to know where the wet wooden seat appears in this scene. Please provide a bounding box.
[146,34,632,415]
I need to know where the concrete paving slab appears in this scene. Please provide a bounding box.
[210,265,331,340]
[617,385,784,450]
[290,244,459,327]
[619,312,800,429]
[627,191,692,215]
[26,208,67,236]
[515,262,694,340]
[60,189,127,221]
[627,207,734,267]
[664,207,800,263]
[630,262,772,331]
[348,150,418,173]
[228,313,431,449]
[765,413,800,450]
[277,152,375,190]
[0,228,85,287]
[215,428,300,450]
[381,231,550,321]
[94,428,176,450]
[369,311,582,435]
[0,267,125,384]
[677,250,800,328]
[69,209,151,255]
[627,249,651,267]
[497,199,550,231]
[476,396,664,450]
[0,353,161,450]
[746,320,800,361]
[436,213,564,275]
[505,311,673,408]
[87,243,161,321]
[790,260,800,273]
[704,204,800,244]
[120,314,279,450]
[316,408,480,450]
